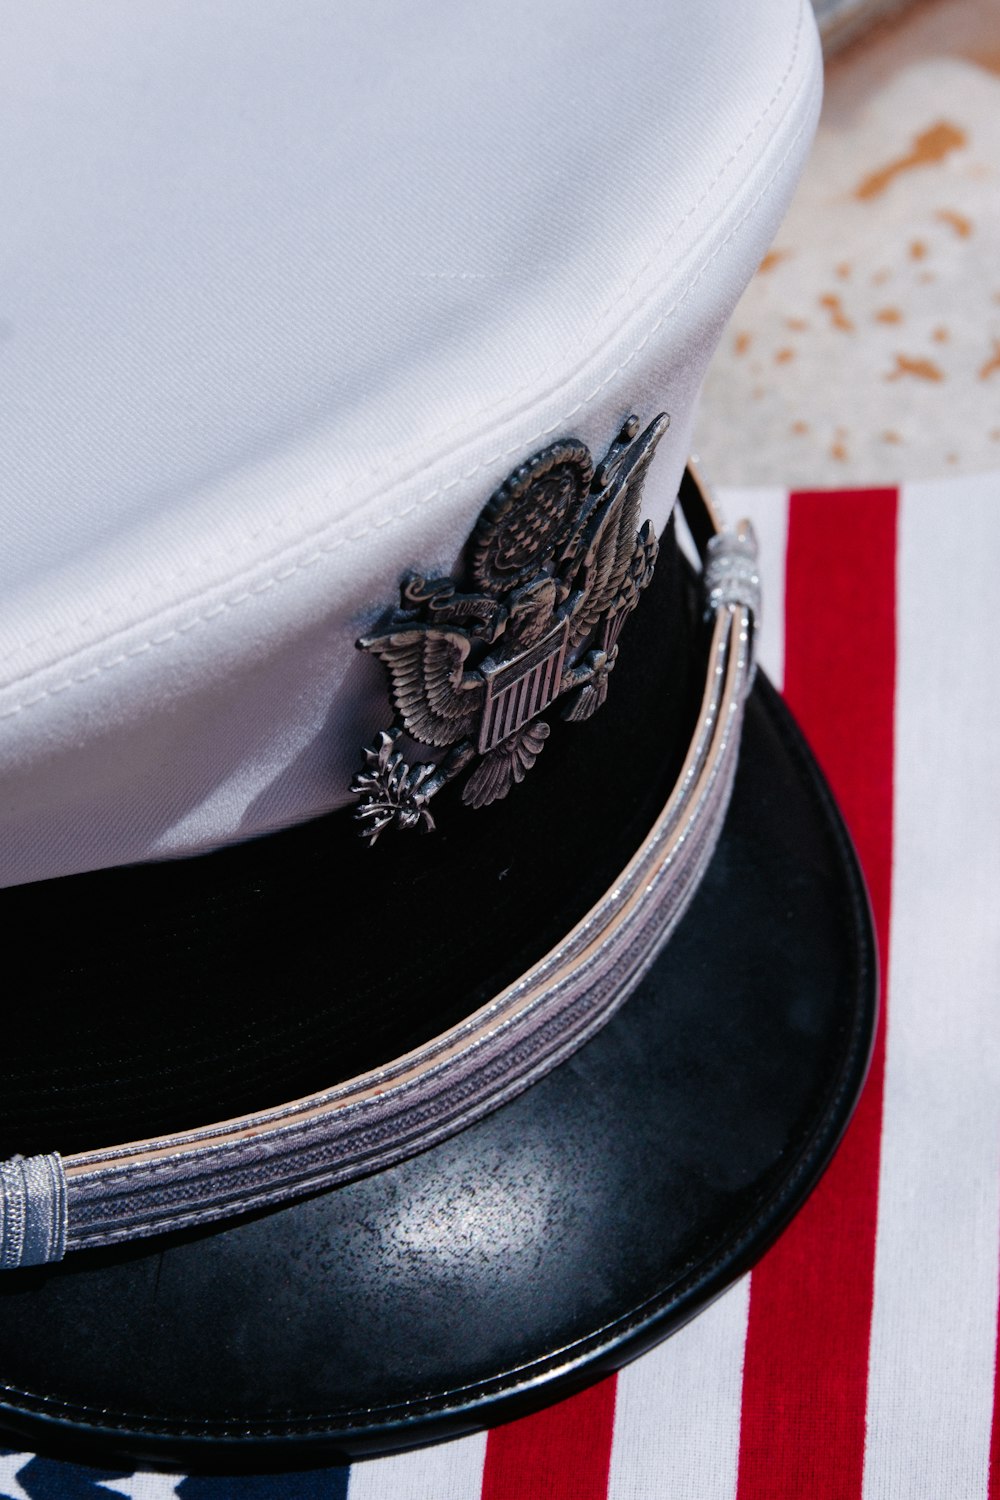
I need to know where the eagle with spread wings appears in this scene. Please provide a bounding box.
[352,413,667,840]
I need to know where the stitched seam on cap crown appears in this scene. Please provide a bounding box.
[0,85,816,724]
[0,2,811,684]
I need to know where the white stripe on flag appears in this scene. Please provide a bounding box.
[862,476,1000,1500]
[607,1278,751,1500]
[717,486,788,689]
[347,1431,487,1500]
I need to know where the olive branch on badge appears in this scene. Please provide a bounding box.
[351,412,668,841]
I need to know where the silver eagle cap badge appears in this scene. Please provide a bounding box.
[351,412,669,842]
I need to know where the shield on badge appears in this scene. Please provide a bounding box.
[477,619,570,754]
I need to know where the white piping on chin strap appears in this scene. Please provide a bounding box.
[0,466,759,1268]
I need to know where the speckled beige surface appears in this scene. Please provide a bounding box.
[695,0,1000,486]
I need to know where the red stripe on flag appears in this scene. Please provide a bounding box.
[736,489,898,1500]
[481,1377,617,1500]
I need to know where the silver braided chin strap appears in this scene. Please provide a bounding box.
[0,473,759,1268]
[704,519,761,619]
[704,519,760,686]
[0,1152,67,1268]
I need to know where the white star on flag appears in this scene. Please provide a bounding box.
[97,1474,185,1500]
[0,1453,33,1500]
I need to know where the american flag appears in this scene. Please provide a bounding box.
[3,476,998,1497]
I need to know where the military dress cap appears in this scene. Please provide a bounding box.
[0,0,875,1469]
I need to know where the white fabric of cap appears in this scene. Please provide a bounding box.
[0,0,821,888]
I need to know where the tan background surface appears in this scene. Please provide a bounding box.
[695,0,1000,486]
